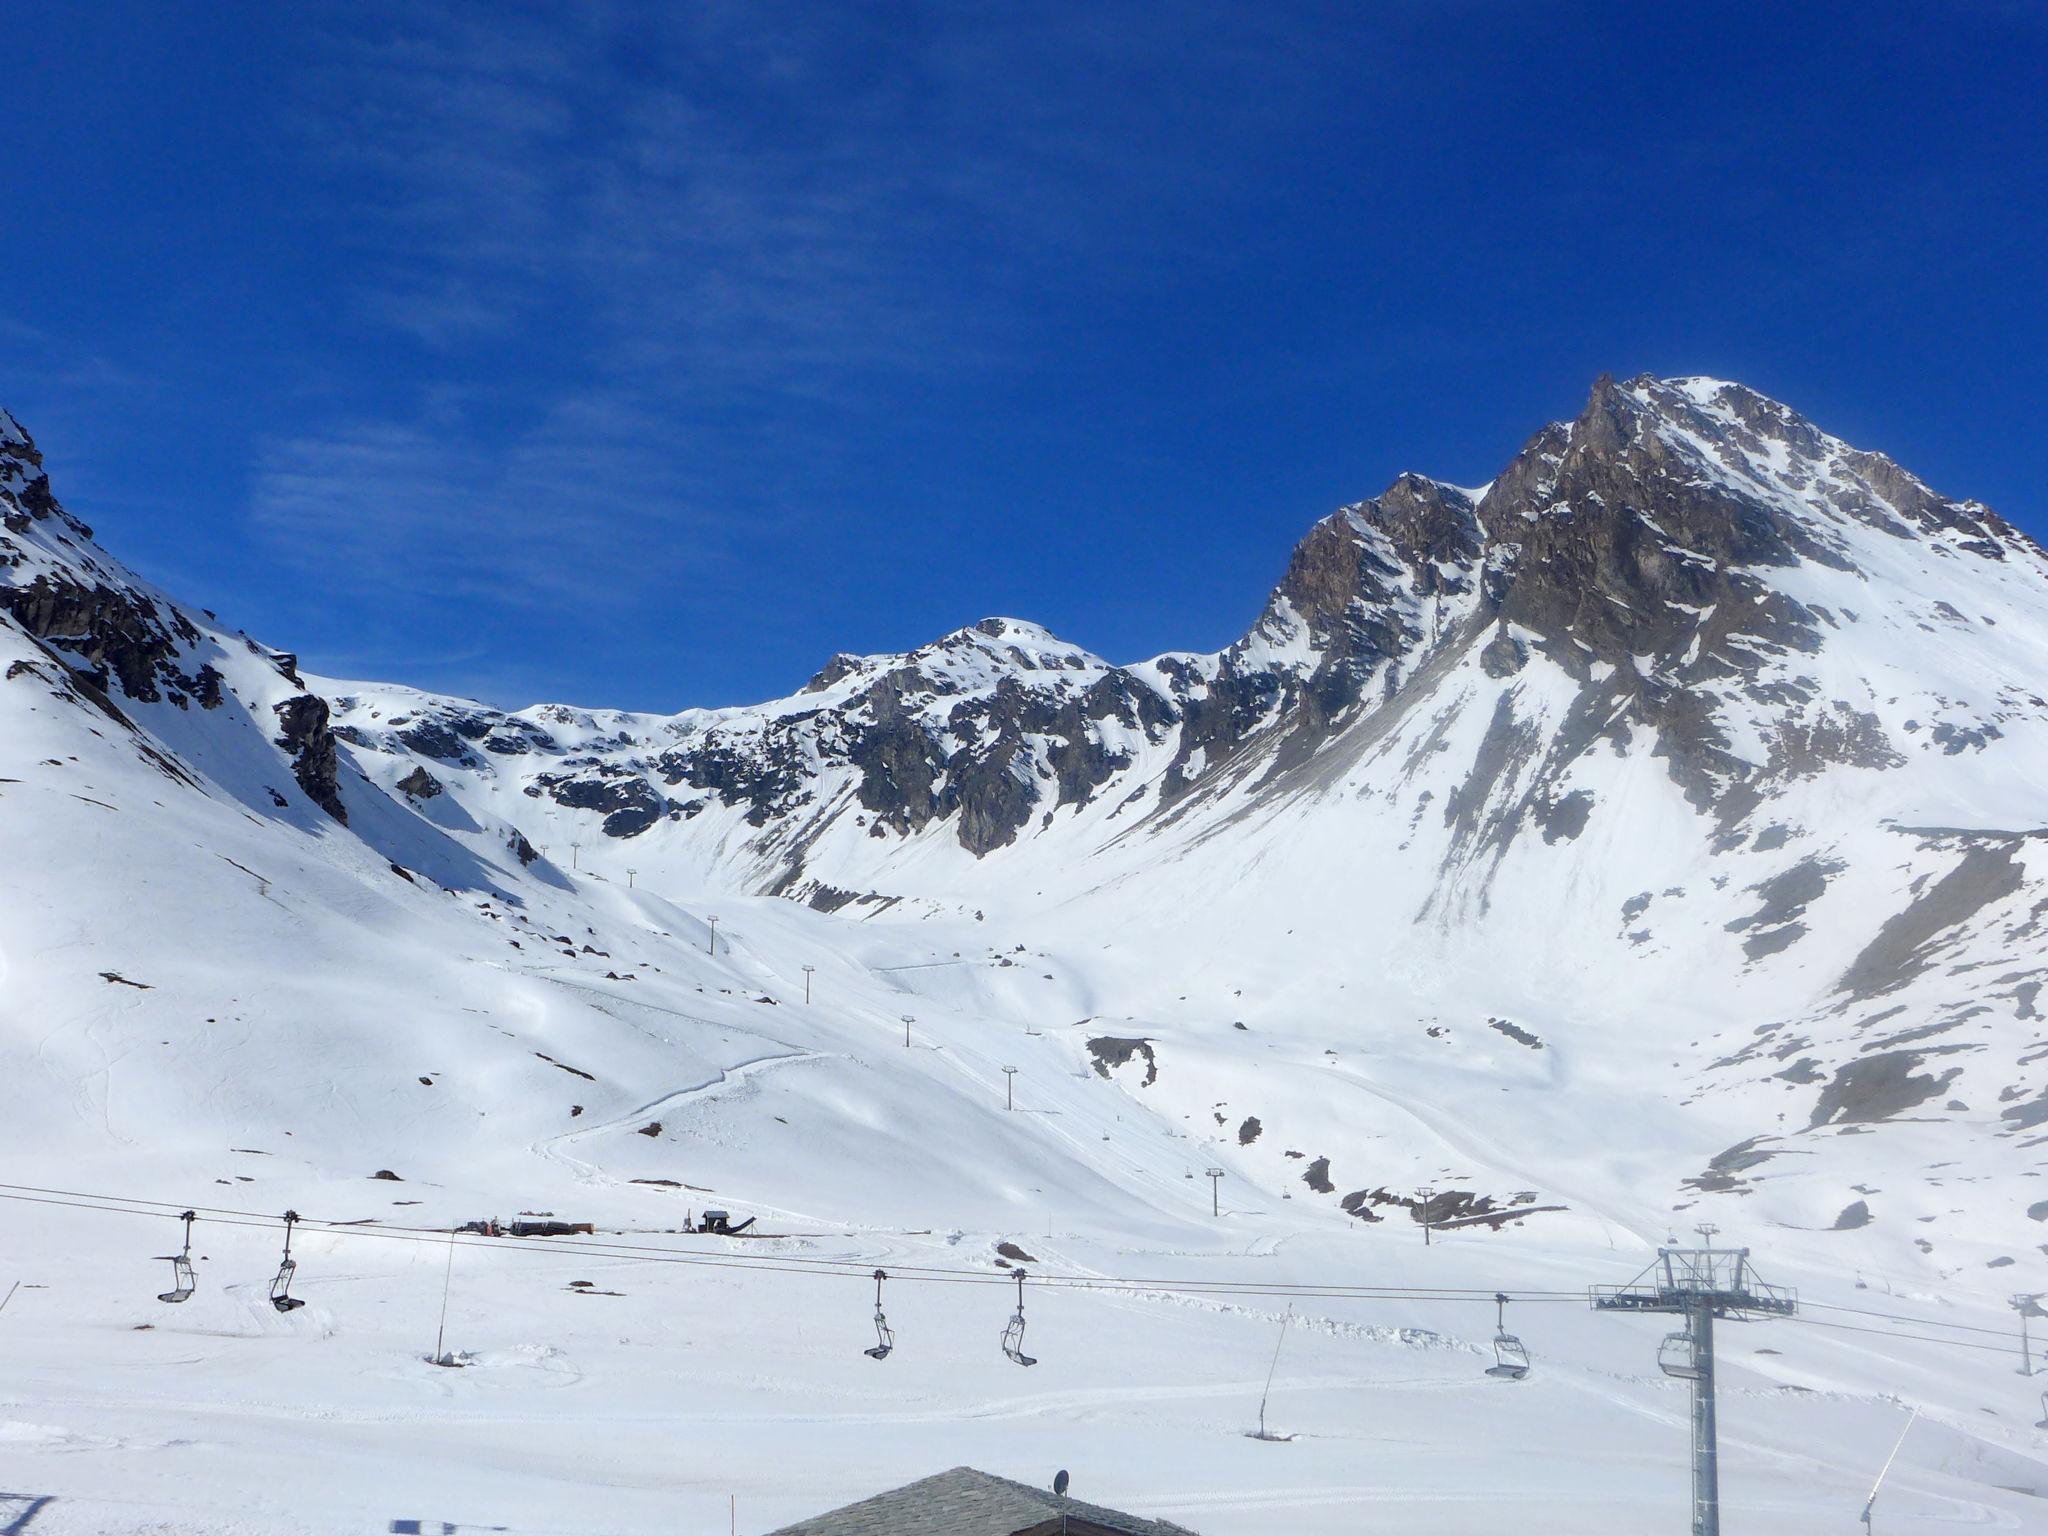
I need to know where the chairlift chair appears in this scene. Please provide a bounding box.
[864,1269,894,1361]
[269,1210,307,1313]
[1658,1327,1700,1380]
[155,1210,198,1304]
[1001,1269,1037,1367]
[1484,1292,1530,1381]
[2036,1390,2048,1431]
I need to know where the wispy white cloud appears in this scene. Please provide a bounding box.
[248,3,1334,698]
[251,388,737,608]
[297,1,1325,377]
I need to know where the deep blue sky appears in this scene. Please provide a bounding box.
[7,4,2044,709]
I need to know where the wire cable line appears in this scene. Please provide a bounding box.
[0,1179,2028,1362]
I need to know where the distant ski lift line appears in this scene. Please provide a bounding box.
[5,1179,1586,1297]
[0,1181,2027,1355]
[0,1179,2018,1329]
[0,1177,2018,1360]
[7,1181,1587,1297]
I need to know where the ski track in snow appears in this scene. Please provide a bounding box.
[537,1047,822,1188]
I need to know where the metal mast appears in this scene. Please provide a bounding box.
[1591,1228,1796,1536]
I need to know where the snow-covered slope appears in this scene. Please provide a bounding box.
[322,375,2048,1246]
[3,382,2046,1534]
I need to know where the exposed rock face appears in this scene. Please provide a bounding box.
[1087,1037,1157,1086]
[1809,1051,1962,1128]
[0,418,230,712]
[396,766,444,801]
[273,694,349,825]
[331,481,1487,859]
[1475,379,1883,810]
[1837,841,2027,998]
[2,412,368,831]
[0,412,63,532]
[530,765,674,838]
[333,375,2044,889]
[1259,473,1479,726]
[0,572,192,702]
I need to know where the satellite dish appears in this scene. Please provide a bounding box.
[1053,1470,1070,1497]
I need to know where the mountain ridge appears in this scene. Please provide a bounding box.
[5,371,2047,1252]
[296,373,2048,894]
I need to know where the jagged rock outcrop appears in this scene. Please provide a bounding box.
[273,694,349,824]
[0,416,229,711]
[325,376,2048,901]
[397,766,444,801]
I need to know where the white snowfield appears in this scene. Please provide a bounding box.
[1,383,2046,1534]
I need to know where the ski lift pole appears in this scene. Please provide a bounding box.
[433,1229,457,1364]
[1859,1406,1917,1534]
[1592,1240,1794,1536]
[1688,1301,1718,1536]
[1257,1304,1291,1440]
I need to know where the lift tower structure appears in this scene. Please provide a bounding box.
[1591,1232,1796,1536]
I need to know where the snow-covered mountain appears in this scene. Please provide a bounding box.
[313,375,2048,1233]
[328,375,2042,880]
[4,379,2046,1534]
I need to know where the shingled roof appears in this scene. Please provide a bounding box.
[763,1465,1202,1536]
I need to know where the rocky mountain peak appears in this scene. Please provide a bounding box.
[17,374,2040,903]
[1,410,75,536]
[296,373,2047,887]
[793,617,1110,715]
[0,407,38,462]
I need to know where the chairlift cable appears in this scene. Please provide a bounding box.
[0,1182,1592,1298]
[0,1181,1564,1293]
[1783,1314,2020,1355]
[0,1180,2031,1361]
[1797,1298,2021,1338]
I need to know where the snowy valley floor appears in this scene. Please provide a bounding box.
[3,1194,2044,1534]
[2,894,2045,1535]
